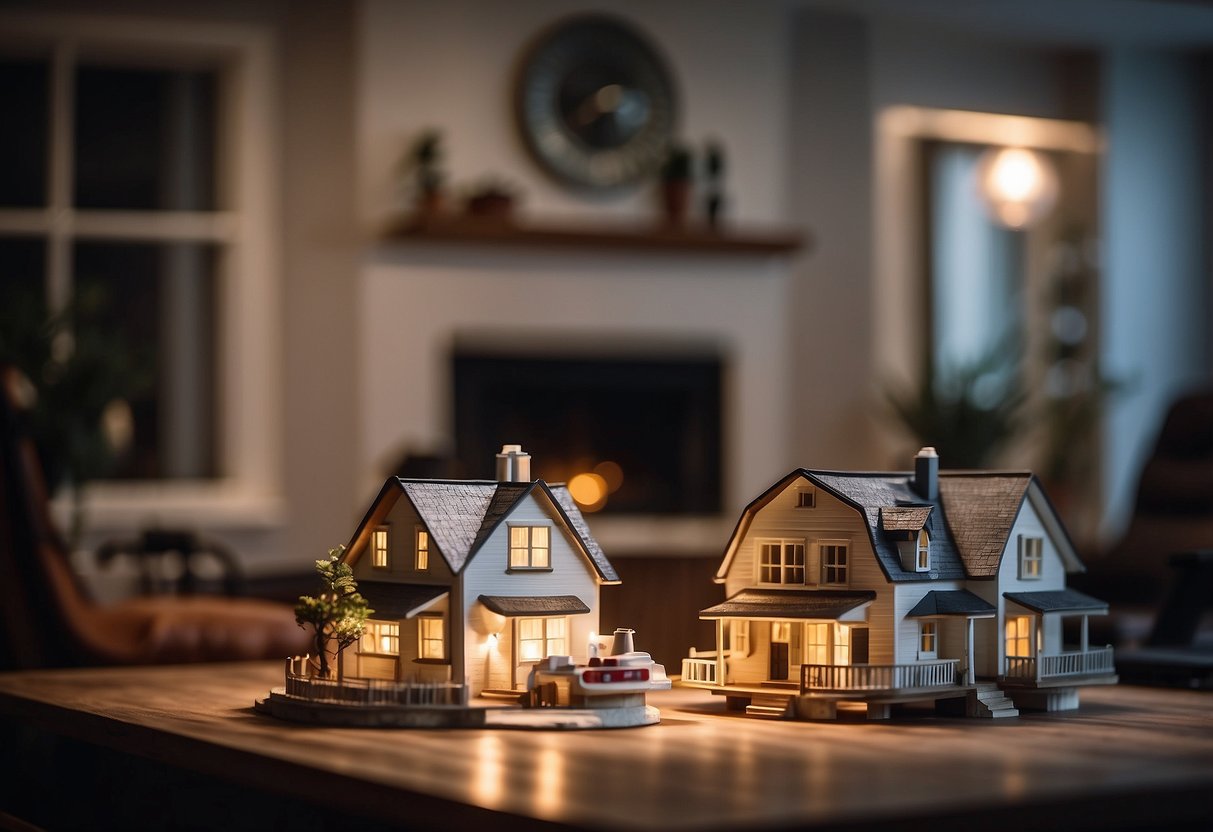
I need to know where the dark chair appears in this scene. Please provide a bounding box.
[0,363,310,670]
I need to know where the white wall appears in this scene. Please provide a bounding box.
[1100,49,1209,542]
[356,0,798,542]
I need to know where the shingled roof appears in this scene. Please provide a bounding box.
[938,474,1032,578]
[346,478,618,582]
[716,467,1053,584]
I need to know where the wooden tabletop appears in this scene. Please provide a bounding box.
[0,662,1210,831]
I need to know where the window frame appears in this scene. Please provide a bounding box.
[371,526,390,569]
[415,527,429,571]
[728,619,750,657]
[818,540,850,586]
[916,529,931,571]
[1018,535,1043,580]
[0,13,282,531]
[1005,615,1033,658]
[360,620,400,657]
[757,538,806,586]
[508,524,551,570]
[918,621,938,659]
[517,616,567,663]
[417,615,445,661]
[795,487,816,508]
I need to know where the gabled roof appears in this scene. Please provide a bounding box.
[938,474,1032,577]
[716,467,1074,584]
[345,478,618,583]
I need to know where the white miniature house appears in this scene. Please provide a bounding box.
[341,445,619,702]
[682,448,1117,718]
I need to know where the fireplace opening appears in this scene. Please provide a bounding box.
[452,345,723,515]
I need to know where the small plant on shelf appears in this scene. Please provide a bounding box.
[659,143,693,226]
[401,128,446,215]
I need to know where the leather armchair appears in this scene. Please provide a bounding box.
[0,363,310,669]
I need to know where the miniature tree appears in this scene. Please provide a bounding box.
[294,546,372,680]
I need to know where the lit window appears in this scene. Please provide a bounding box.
[834,625,851,665]
[916,529,931,571]
[372,527,389,568]
[415,528,429,571]
[919,622,938,658]
[805,623,830,665]
[796,487,815,508]
[820,541,849,585]
[1005,616,1032,658]
[509,526,550,569]
[518,617,566,662]
[1019,536,1043,579]
[360,620,399,656]
[418,617,445,660]
[759,539,806,585]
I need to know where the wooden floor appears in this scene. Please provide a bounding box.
[0,661,1210,831]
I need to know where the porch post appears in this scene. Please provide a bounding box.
[1081,615,1089,652]
[965,617,975,685]
[1034,617,1042,683]
[715,618,726,686]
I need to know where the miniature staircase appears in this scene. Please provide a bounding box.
[745,692,794,719]
[967,682,1020,718]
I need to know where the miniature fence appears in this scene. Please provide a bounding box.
[284,656,463,706]
[1005,646,1114,681]
[801,659,959,693]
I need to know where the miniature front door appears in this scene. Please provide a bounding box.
[769,622,792,680]
[850,627,870,664]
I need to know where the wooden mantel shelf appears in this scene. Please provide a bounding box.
[383,214,808,255]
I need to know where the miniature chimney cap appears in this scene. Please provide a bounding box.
[916,446,938,458]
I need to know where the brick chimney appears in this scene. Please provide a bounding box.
[913,446,939,501]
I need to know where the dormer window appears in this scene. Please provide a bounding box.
[371,526,390,569]
[916,529,930,571]
[796,487,816,508]
[415,528,430,571]
[509,525,551,570]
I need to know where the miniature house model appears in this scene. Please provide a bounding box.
[341,445,619,701]
[681,448,1116,719]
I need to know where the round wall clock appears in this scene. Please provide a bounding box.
[515,14,678,191]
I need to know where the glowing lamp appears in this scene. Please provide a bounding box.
[976,146,1058,229]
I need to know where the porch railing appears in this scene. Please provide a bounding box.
[284,657,464,706]
[1005,646,1114,681]
[680,656,720,685]
[801,659,959,693]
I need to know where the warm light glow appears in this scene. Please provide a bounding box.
[472,735,505,807]
[101,398,134,453]
[976,146,1059,229]
[534,745,564,815]
[568,472,608,512]
[593,460,624,493]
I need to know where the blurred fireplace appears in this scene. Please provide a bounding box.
[452,340,723,515]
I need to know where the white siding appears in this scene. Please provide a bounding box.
[724,480,882,597]
[891,581,963,665]
[974,499,1068,677]
[459,491,601,696]
[719,479,895,676]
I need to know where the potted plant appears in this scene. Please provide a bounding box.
[659,143,693,226]
[402,129,446,216]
